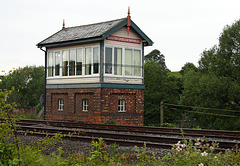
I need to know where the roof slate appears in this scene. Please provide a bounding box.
[38,18,126,46]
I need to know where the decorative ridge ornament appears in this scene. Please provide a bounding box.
[62,19,65,29]
[127,7,131,35]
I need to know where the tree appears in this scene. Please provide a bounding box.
[180,71,240,130]
[144,59,181,125]
[180,62,198,75]
[145,49,166,67]
[180,19,240,130]
[199,19,240,80]
[0,66,45,107]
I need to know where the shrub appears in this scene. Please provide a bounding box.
[1,89,240,165]
[159,138,240,166]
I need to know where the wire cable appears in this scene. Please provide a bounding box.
[181,109,240,118]
[165,103,240,113]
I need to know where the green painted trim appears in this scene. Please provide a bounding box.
[102,19,127,39]
[142,42,145,84]
[130,21,153,46]
[100,83,145,89]
[37,37,102,48]
[100,40,104,83]
[46,83,145,89]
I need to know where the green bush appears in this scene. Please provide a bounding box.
[159,138,240,166]
[1,89,240,165]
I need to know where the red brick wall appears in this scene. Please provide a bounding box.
[45,88,144,126]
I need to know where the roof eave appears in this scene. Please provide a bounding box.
[37,18,153,48]
[37,36,102,48]
[102,19,127,39]
[130,20,153,46]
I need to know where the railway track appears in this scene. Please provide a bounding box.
[17,119,240,140]
[12,119,240,152]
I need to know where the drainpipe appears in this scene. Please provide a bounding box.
[39,47,47,120]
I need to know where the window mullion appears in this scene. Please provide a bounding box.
[53,52,55,77]
[132,49,134,76]
[112,47,114,75]
[91,47,93,75]
[83,48,85,76]
[68,50,70,76]
[60,51,62,77]
[75,49,77,76]
[123,48,125,76]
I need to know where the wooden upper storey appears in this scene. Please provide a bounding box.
[37,17,153,88]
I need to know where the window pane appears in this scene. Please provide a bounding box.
[134,50,141,76]
[69,49,76,76]
[85,48,92,75]
[83,99,89,111]
[125,49,132,76]
[118,99,125,112]
[93,47,99,74]
[55,52,60,76]
[62,50,69,76]
[48,52,53,77]
[58,99,64,111]
[105,47,112,74]
[114,48,122,75]
[76,48,83,75]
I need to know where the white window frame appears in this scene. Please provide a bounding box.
[46,45,100,79]
[54,51,61,77]
[47,52,54,77]
[93,47,100,75]
[118,99,126,112]
[62,49,69,77]
[133,49,142,77]
[84,46,100,76]
[82,99,89,112]
[76,48,83,76]
[68,49,77,77]
[104,45,142,78]
[104,46,114,75]
[58,99,64,111]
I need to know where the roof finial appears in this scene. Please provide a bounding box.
[127,7,131,35]
[62,19,65,29]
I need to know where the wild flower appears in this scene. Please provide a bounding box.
[201,151,208,156]
[181,143,186,148]
[195,142,201,146]
[198,163,204,166]
[175,141,181,146]
[196,138,200,141]
[176,146,182,152]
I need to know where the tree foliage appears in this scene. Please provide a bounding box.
[180,19,240,130]
[144,19,240,129]
[180,62,197,75]
[144,52,182,125]
[0,66,45,107]
[145,49,166,67]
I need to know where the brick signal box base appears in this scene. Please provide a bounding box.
[45,88,144,126]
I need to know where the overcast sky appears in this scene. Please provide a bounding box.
[1,0,239,75]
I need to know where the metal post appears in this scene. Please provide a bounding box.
[40,47,47,120]
[160,101,164,125]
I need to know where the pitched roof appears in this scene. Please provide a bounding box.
[37,18,153,48]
